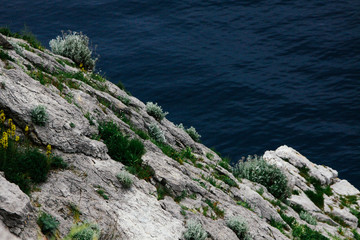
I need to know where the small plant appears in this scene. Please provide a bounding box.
[177,123,201,142]
[233,155,291,200]
[256,187,264,196]
[174,190,188,202]
[237,201,253,211]
[37,212,59,236]
[0,49,14,62]
[49,31,97,70]
[96,188,109,200]
[292,224,329,240]
[116,170,133,189]
[146,102,168,121]
[206,152,214,160]
[156,183,172,200]
[70,122,76,128]
[226,216,251,240]
[118,95,130,106]
[269,218,287,234]
[204,199,224,219]
[300,211,317,225]
[50,155,68,169]
[148,122,166,143]
[68,203,82,223]
[183,219,207,240]
[279,211,297,228]
[31,105,49,126]
[63,222,100,240]
[186,126,201,142]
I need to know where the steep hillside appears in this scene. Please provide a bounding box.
[0,32,359,240]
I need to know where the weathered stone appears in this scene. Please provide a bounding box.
[0,34,14,49]
[331,180,360,196]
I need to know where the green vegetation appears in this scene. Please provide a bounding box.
[352,229,360,240]
[226,216,251,240]
[156,183,172,200]
[95,187,109,200]
[174,190,188,203]
[148,122,166,143]
[300,211,317,225]
[0,49,14,62]
[98,121,154,180]
[49,31,97,70]
[68,203,82,223]
[63,222,100,240]
[206,152,214,160]
[70,122,76,128]
[219,156,232,172]
[233,155,291,200]
[146,102,168,121]
[350,208,360,227]
[237,200,253,211]
[183,219,207,240]
[292,224,329,240]
[204,199,224,219]
[299,166,332,209]
[37,212,59,237]
[0,26,44,50]
[340,195,358,208]
[327,213,350,228]
[177,123,201,142]
[117,95,130,106]
[279,211,297,228]
[270,218,287,234]
[213,169,238,187]
[116,170,133,189]
[31,105,49,126]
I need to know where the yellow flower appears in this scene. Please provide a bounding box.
[8,118,12,126]
[25,125,29,134]
[0,111,5,124]
[15,136,19,142]
[11,123,16,136]
[2,132,8,149]
[46,144,51,157]
[80,63,83,68]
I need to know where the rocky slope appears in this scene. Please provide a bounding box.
[0,33,359,240]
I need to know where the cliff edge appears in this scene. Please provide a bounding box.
[0,32,359,240]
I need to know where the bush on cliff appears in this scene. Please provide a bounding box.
[98,121,154,180]
[49,31,97,70]
[233,155,291,200]
[146,102,168,121]
[183,219,207,240]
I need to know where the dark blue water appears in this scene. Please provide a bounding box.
[2,1,359,188]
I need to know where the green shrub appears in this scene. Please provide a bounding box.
[98,121,152,180]
[279,211,297,228]
[304,189,324,209]
[148,122,166,143]
[51,155,68,169]
[204,199,224,219]
[0,50,14,62]
[183,219,207,240]
[37,212,59,236]
[146,102,168,121]
[233,155,291,200]
[350,208,360,227]
[186,126,201,142]
[156,183,172,200]
[292,224,329,240]
[177,123,201,142]
[116,170,133,189]
[98,121,145,166]
[31,105,49,126]
[0,26,44,50]
[300,211,317,225]
[49,31,97,70]
[270,218,287,234]
[352,229,360,240]
[63,222,100,240]
[226,216,251,240]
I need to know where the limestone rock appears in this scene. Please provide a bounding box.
[331,180,360,196]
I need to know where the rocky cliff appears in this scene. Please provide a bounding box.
[0,33,359,240]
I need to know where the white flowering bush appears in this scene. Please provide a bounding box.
[148,122,166,143]
[183,219,207,240]
[177,123,201,142]
[233,155,291,200]
[300,211,317,225]
[226,216,251,240]
[146,102,168,121]
[116,170,133,189]
[49,31,97,70]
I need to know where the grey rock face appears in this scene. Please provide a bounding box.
[0,34,358,240]
[0,175,36,239]
[0,34,14,49]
